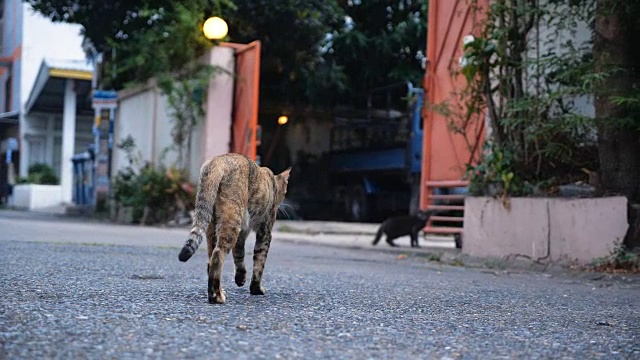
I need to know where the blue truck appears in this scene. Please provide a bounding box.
[289,81,466,224]
[326,82,425,222]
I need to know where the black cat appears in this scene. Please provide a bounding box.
[372,210,436,248]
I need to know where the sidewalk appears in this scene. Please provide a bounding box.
[3,208,638,283]
[273,219,457,250]
[0,208,457,251]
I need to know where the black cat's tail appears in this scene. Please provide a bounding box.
[371,227,384,246]
[179,160,222,262]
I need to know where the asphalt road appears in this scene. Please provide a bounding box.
[0,214,639,359]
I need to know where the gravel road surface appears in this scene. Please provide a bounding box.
[0,215,638,359]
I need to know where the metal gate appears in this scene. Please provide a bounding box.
[230,41,261,160]
[420,0,488,235]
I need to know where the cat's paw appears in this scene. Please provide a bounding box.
[249,283,266,295]
[235,270,246,287]
[208,289,226,304]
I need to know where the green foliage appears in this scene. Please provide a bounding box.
[483,259,505,270]
[220,0,345,107]
[18,163,59,185]
[219,0,427,107]
[28,0,427,108]
[157,63,222,173]
[467,142,521,198]
[25,0,234,89]
[315,0,428,105]
[111,137,195,224]
[440,0,600,197]
[592,241,640,273]
[605,90,640,130]
[425,252,442,263]
[111,167,138,208]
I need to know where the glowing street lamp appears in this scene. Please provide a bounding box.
[277,115,289,125]
[203,16,228,40]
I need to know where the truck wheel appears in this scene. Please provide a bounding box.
[349,185,372,222]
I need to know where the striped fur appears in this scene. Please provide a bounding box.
[178,153,291,304]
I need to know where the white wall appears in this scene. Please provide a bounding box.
[528,2,594,118]
[113,85,168,175]
[113,47,236,184]
[198,46,235,178]
[19,3,86,109]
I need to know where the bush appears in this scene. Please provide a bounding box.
[441,0,599,199]
[111,137,196,225]
[592,242,640,273]
[17,163,59,185]
[112,163,195,224]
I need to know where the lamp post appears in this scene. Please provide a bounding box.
[203,16,229,40]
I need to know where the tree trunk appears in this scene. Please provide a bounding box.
[594,0,640,249]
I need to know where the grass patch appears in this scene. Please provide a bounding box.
[425,252,442,263]
[449,258,465,267]
[591,242,640,273]
[277,225,295,233]
[484,259,505,270]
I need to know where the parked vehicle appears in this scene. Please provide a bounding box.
[323,82,424,222]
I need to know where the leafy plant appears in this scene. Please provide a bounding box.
[18,163,59,185]
[26,0,235,90]
[592,241,640,273]
[467,142,521,199]
[437,0,600,198]
[426,252,442,263]
[111,137,196,224]
[157,63,222,174]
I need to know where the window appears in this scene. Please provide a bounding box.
[28,136,46,166]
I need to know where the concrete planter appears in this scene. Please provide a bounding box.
[463,196,629,265]
[12,184,62,210]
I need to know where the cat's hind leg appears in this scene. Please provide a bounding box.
[250,224,273,295]
[206,221,217,275]
[385,237,399,247]
[233,227,250,287]
[208,207,242,304]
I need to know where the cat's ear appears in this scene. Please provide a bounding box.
[279,167,292,184]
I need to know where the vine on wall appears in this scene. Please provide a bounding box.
[158,62,223,175]
[436,0,599,201]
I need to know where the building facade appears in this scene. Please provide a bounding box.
[0,0,93,207]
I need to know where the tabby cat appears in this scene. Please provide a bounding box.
[178,153,291,304]
[371,210,436,248]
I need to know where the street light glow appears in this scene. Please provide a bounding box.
[278,116,289,125]
[203,16,228,40]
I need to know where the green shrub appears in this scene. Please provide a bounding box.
[592,242,640,273]
[18,163,59,185]
[111,137,196,224]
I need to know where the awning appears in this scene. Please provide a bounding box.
[0,110,19,124]
[24,58,95,116]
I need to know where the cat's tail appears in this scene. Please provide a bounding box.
[371,227,384,246]
[179,161,222,262]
